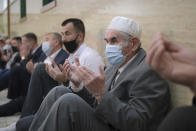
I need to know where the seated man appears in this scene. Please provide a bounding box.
[0,38,8,69]
[0,36,22,92]
[15,18,104,131]
[6,37,22,69]
[0,32,42,117]
[20,32,69,117]
[146,32,196,131]
[0,32,68,117]
[28,16,170,131]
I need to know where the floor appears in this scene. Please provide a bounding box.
[0,90,20,128]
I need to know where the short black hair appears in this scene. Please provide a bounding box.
[61,18,85,38]
[12,36,22,43]
[23,32,37,44]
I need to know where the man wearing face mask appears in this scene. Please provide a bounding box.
[0,37,21,92]
[26,32,68,73]
[5,37,22,69]
[22,19,103,116]
[60,18,104,71]
[25,16,170,131]
[0,32,68,131]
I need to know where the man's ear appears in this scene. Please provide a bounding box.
[78,32,84,42]
[131,37,140,52]
[54,40,59,47]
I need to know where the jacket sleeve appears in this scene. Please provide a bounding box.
[74,87,98,108]
[94,65,170,131]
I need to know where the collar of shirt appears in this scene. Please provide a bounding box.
[112,53,138,88]
[44,48,61,65]
[68,43,87,64]
[118,53,138,74]
[31,45,40,55]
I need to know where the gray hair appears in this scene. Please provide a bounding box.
[47,32,62,46]
[119,31,132,46]
[119,31,132,41]
[119,31,141,48]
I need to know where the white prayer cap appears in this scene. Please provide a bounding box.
[107,16,142,39]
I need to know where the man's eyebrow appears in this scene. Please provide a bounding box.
[61,30,69,34]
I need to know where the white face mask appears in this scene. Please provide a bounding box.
[105,44,126,67]
[42,41,53,56]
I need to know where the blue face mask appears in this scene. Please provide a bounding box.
[42,41,53,56]
[105,44,126,67]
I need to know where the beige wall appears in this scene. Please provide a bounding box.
[0,11,8,36]
[1,0,196,106]
[8,0,196,57]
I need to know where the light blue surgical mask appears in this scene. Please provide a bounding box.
[105,44,126,67]
[42,41,53,56]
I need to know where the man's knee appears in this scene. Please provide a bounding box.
[57,93,83,112]
[46,85,72,100]
[16,115,34,131]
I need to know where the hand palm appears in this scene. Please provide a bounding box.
[68,65,81,86]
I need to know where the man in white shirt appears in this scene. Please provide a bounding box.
[45,18,104,84]
[11,18,103,131]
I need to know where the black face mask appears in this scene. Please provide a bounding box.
[63,35,79,53]
[12,46,18,53]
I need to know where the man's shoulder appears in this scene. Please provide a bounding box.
[81,46,103,62]
[82,46,99,56]
[58,48,69,55]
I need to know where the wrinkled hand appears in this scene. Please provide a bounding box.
[45,60,67,83]
[64,56,105,101]
[147,32,196,93]
[78,65,105,102]
[26,60,34,73]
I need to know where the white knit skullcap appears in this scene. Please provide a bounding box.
[107,16,142,39]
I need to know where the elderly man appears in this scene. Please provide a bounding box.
[28,16,170,131]
[26,32,68,73]
[19,32,69,117]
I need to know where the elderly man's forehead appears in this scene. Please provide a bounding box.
[43,33,53,40]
